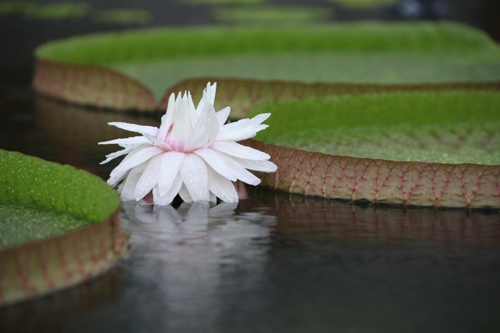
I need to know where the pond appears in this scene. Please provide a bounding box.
[0,84,499,333]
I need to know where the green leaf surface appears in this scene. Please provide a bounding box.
[250,91,500,164]
[37,22,498,63]
[0,150,120,250]
[168,78,500,119]
[35,22,500,101]
[0,202,90,251]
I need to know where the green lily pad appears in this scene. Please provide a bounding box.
[251,91,500,163]
[0,202,90,251]
[0,149,120,225]
[244,91,500,208]
[167,78,500,119]
[33,21,500,110]
[0,150,126,306]
[0,149,120,251]
[268,122,500,165]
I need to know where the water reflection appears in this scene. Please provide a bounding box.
[123,200,275,248]
[120,200,276,330]
[239,189,500,246]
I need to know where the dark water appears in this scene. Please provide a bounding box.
[1,83,500,333]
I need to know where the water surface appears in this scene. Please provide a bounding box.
[0,89,499,333]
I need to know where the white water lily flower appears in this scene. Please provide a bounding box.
[99,82,277,205]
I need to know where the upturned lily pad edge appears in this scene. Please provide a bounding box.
[245,139,500,210]
[0,150,127,307]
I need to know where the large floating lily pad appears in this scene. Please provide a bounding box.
[33,21,500,111]
[167,78,500,119]
[0,150,127,306]
[252,91,500,164]
[245,91,500,209]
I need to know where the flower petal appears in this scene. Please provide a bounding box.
[143,132,172,151]
[179,153,209,202]
[196,82,216,114]
[134,153,164,200]
[172,97,192,151]
[210,140,270,160]
[205,82,217,106]
[195,148,260,185]
[217,113,271,141]
[193,148,237,182]
[153,173,183,205]
[99,136,150,147]
[178,184,194,203]
[108,122,158,136]
[120,161,148,200]
[157,93,176,142]
[100,145,136,165]
[108,145,163,187]
[206,165,238,202]
[216,106,230,127]
[184,103,219,152]
[234,157,277,172]
[220,156,261,186]
[185,91,199,127]
[158,151,185,196]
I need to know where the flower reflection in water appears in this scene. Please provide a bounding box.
[120,201,276,327]
[124,201,275,247]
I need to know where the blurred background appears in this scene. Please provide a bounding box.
[0,0,499,85]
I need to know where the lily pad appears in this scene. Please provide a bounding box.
[167,78,500,119]
[0,202,91,251]
[245,91,500,209]
[0,150,127,306]
[251,91,500,157]
[33,21,500,110]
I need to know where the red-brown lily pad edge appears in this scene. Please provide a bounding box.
[0,149,128,307]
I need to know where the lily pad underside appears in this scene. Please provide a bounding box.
[0,150,127,306]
